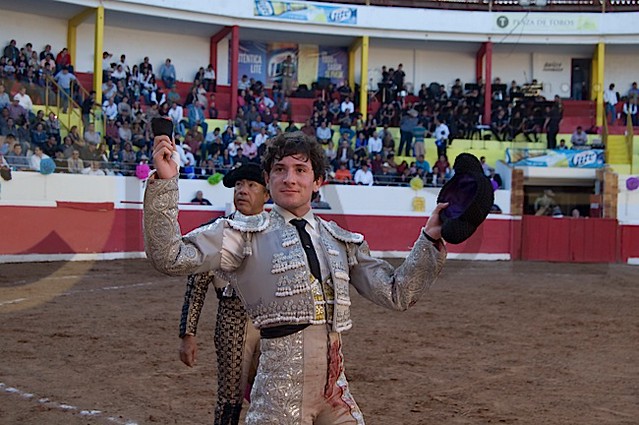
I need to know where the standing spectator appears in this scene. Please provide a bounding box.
[545,96,563,149]
[81,90,97,128]
[3,40,19,63]
[203,64,216,92]
[412,121,426,158]
[399,109,418,157]
[54,66,77,112]
[433,117,450,157]
[280,55,296,96]
[55,48,71,72]
[622,97,638,126]
[604,83,619,125]
[139,56,153,74]
[159,58,176,89]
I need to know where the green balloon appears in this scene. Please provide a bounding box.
[208,173,224,185]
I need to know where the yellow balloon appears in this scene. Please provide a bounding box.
[410,176,424,191]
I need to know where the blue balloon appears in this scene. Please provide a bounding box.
[40,158,56,175]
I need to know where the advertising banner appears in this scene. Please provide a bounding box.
[254,0,357,25]
[238,41,348,88]
[506,148,605,168]
[493,13,598,33]
[238,41,267,84]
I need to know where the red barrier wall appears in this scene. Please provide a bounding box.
[521,216,618,263]
[2,204,635,263]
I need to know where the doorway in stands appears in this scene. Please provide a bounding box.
[571,59,591,101]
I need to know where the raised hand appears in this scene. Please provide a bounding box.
[152,134,179,179]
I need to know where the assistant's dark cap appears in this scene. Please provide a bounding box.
[222,163,266,188]
[436,153,494,244]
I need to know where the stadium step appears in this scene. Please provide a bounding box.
[606,135,631,165]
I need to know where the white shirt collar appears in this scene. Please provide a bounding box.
[273,204,317,230]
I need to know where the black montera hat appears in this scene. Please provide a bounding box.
[436,153,494,244]
[222,163,266,188]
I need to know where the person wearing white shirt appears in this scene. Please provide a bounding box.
[340,96,354,114]
[203,64,216,92]
[82,161,106,176]
[102,97,118,121]
[254,128,269,147]
[168,102,186,136]
[604,83,619,125]
[354,163,374,186]
[29,146,49,171]
[13,87,33,112]
[367,132,382,156]
[434,119,450,157]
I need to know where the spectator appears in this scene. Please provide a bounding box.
[45,112,61,143]
[82,160,106,176]
[570,126,588,148]
[29,145,50,171]
[168,102,186,136]
[433,154,451,182]
[0,84,10,110]
[3,39,19,63]
[415,154,431,174]
[187,101,208,135]
[604,83,619,125]
[480,156,491,176]
[354,161,374,186]
[30,122,47,148]
[376,162,396,186]
[84,122,101,146]
[203,64,216,92]
[340,96,354,115]
[398,109,418,157]
[6,143,29,170]
[191,190,212,205]
[368,131,383,157]
[433,117,450,157]
[315,120,332,145]
[13,86,33,116]
[534,189,557,216]
[412,121,426,158]
[67,149,84,174]
[159,58,176,89]
[333,161,353,183]
[488,168,503,190]
[310,191,331,209]
[557,139,568,150]
[622,97,638,126]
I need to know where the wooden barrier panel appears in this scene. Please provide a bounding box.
[521,216,618,263]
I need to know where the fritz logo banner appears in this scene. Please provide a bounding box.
[237,41,348,88]
[506,148,605,168]
[254,0,357,25]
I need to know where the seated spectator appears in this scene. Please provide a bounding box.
[84,123,101,146]
[368,131,383,158]
[6,143,29,170]
[82,160,106,176]
[316,121,332,145]
[310,192,331,209]
[67,149,84,174]
[570,126,588,148]
[354,161,374,186]
[30,122,47,148]
[491,109,508,142]
[376,162,396,186]
[7,98,28,126]
[415,154,431,174]
[102,97,118,121]
[433,154,451,182]
[28,145,49,171]
[191,190,212,205]
[557,139,568,150]
[333,161,353,183]
[45,112,61,143]
[0,84,10,110]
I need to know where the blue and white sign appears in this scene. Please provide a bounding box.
[506,148,605,168]
[254,1,357,25]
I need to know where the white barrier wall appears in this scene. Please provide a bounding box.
[0,172,512,216]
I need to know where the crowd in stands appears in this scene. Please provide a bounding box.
[6,38,626,188]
